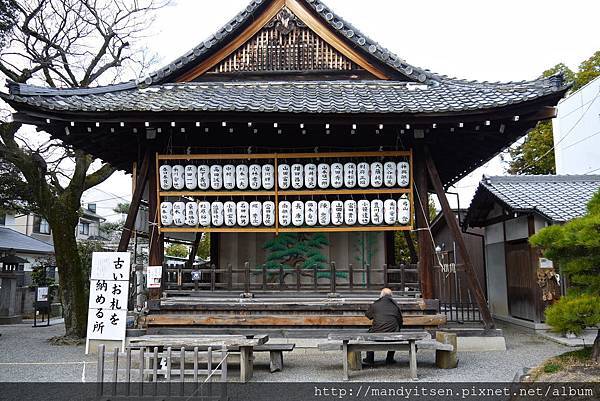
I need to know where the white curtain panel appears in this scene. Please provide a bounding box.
[305,200,318,226]
[263,201,276,226]
[249,165,262,190]
[198,201,211,227]
[250,201,263,227]
[291,164,304,189]
[279,201,292,226]
[370,162,383,188]
[159,165,173,190]
[172,165,186,190]
[236,164,249,190]
[398,196,411,225]
[384,199,398,225]
[210,201,224,226]
[358,199,371,225]
[397,161,410,187]
[331,163,344,189]
[344,199,357,225]
[236,201,250,227]
[371,199,384,225]
[384,161,397,188]
[197,165,210,190]
[185,202,199,226]
[210,165,223,190]
[344,162,357,188]
[357,162,370,188]
[278,164,291,189]
[185,165,198,190]
[317,163,330,189]
[292,200,305,226]
[318,200,331,225]
[304,163,317,189]
[223,164,236,190]
[331,200,344,226]
[172,201,186,226]
[160,201,173,226]
[262,164,275,190]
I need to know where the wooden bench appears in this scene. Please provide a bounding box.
[228,343,295,373]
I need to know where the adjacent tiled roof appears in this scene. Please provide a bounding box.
[2,78,566,115]
[466,175,600,225]
[0,227,55,254]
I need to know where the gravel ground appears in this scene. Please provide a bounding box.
[0,321,572,383]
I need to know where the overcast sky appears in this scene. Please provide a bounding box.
[82,0,600,220]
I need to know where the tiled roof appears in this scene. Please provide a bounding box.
[467,175,600,225]
[0,227,55,254]
[2,78,566,115]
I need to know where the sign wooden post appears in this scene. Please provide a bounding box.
[85,252,131,354]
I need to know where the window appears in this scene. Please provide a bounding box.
[0,212,5,226]
[33,215,51,234]
[79,222,90,236]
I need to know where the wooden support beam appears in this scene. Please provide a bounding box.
[424,146,495,329]
[188,233,202,268]
[403,231,418,264]
[118,152,150,252]
[414,144,434,298]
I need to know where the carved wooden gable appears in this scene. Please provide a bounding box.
[208,7,363,75]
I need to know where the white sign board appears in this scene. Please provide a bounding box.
[37,287,49,302]
[86,252,130,354]
[147,266,163,289]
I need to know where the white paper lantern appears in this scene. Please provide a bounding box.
[224,201,237,226]
[384,199,398,225]
[344,163,357,188]
[397,161,410,187]
[249,165,262,190]
[185,165,198,190]
[172,202,186,226]
[210,165,223,190]
[236,201,250,227]
[279,201,292,227]
[172,165,186,190]
[210,202,224,226]
[318,200,331,226]
[317,163,330,189]
[159,165,173,190]
[198,201,211,227]
[305,201,318,226]
[398,196,411,225]
[278,164,291,189]
[292,200,304,226]
[223,164,236,190]
[304,164,317,189]
[197,165,210,190]
[236,165,249,190]
[331,163,344,189]
[370,162,383,188]
[358,200,371,225]
[160,202,173,226]
[291,164,304,189]
[331,200,344,226]
[262,165,275,190]
[250,201,262,227]
[185,202,199,226]
[357,162,370,188]
[371,199,384,225]
[263,201,276,226]
[384,161,397,188]
[344,200,357,225]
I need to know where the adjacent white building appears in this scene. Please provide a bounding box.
[553,76,600,175]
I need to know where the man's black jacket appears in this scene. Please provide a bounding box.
[365,295,403,333]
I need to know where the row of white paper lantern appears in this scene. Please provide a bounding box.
[159,161,410,191]
[160,198,411,227]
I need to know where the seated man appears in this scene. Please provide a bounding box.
[363,288,403,366]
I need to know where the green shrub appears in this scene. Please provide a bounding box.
[543,363,562,374]
[545,294,600,336]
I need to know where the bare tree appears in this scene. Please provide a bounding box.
[0,0,169,340]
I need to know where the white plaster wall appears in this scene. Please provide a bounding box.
[484,222,504,245]
[505,216,529,241]
[485,242,509,317]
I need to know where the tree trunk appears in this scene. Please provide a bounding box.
[48,210,88,339]
[593,329,600,363]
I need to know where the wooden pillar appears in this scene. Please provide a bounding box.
[188,233,202,268]
[384,232,396,266]
[148,151,164,301]
[402,231,418,264]
[414,144,434,299]
[424,146,495,329]
[118,152,150,252]
[210,233,220,269]
[528,216,544,324]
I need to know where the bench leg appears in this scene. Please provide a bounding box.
[348,351,361,371]
[239,346,254,383]
[269,351,284,373]
[342,341,349,381]
[409,341,418,380]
